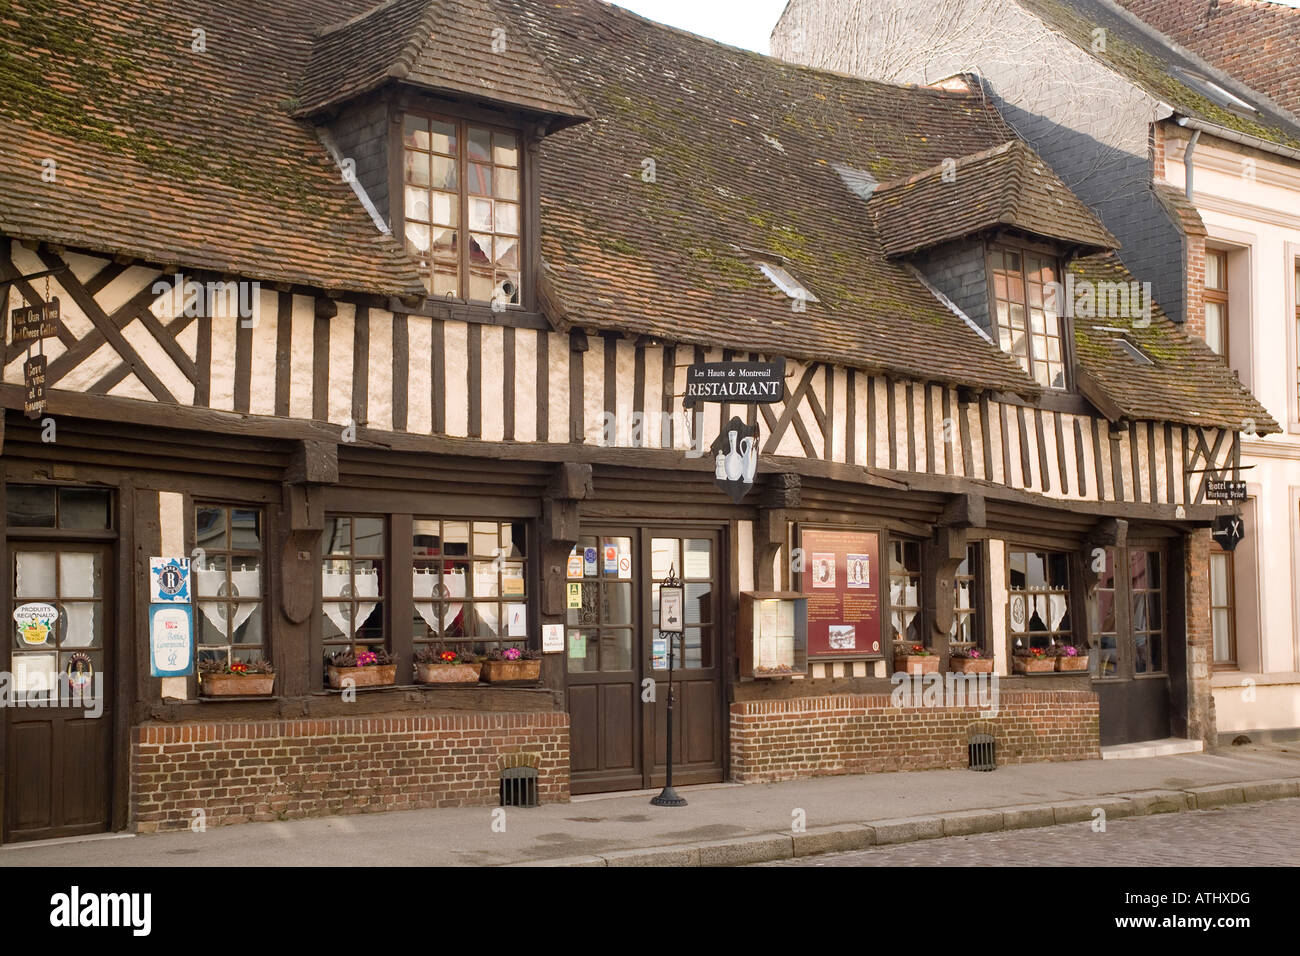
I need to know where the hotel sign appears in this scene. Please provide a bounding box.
[684,360,785,407]
[1205,480,1247,502]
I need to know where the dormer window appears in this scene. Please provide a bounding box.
[989,244,1067,390]
[402,113,522,306]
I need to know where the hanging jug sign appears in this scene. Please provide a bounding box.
[711,415,760,504]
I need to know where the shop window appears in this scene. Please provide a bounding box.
[990,245,1067,389]
[411,519,527,655]
[1204,249,1228,360]
[1008,550,1071,652]
[6,485,113,530]
[1089,547,1119,678]
[950,542,982,651]
[1210,547,1237,667]
[322,515,386,654]
[1130,550,1164,674]
[402,113,521,306]
[194,505,266,666]
[889,538,923,645]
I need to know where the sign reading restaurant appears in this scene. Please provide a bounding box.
[684,360,785,407]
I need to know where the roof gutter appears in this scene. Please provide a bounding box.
[1174,114,1300,165]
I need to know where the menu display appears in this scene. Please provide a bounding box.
[800,527,882,658]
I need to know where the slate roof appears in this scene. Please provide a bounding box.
[870,140,1119,257]
[1015,0,1300,152]
[1070,253,1278,432]
[0,0,427,297]
[1117,0,1300,118]
[297,0,590,122]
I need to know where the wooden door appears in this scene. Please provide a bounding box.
[1093,545,1171,746]
[4,543,113,842]
[566,526,726,794]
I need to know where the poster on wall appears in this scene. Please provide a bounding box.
[799,527,882,659]
[149,603,194,677]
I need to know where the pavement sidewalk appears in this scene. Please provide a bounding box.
[4,745,1299,867]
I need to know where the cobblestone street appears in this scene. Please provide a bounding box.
[763,798,1300,866]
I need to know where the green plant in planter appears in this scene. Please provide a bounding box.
[326,649,395,668]
[199,658,274,675]
[484,646,540,662]
[414,647,479,665]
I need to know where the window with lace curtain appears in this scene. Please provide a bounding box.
[889,538,923,645]
[321,515,386,654]
[194,504,266,666]
[1007,550,1071,653]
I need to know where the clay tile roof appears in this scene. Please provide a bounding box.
[1015,0,1300,152]
[1152,183,1208,238]
[506,0,1041,395]
[869,140,1120,258]
[297,0,590,122]
[1117,0,1300,118]
[1070,253,1277,432]
[0,0,426,298]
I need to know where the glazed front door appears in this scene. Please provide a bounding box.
[4,543,113,842]
[565,527,725,794]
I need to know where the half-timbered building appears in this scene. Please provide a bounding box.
[0,0,1276,840]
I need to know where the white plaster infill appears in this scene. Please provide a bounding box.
[1101,737,1205,760]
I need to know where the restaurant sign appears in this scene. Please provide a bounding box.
[799,527,882,659]
[684,360,785,407]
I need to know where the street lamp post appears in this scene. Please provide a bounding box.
[651,563,686,808]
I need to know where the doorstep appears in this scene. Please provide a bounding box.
[1101,737,1204,760]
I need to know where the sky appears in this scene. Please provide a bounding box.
[614,0,1300,54]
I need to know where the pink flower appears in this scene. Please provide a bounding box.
[503,647,522,661]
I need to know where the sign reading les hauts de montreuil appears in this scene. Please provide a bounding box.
[684,360,785,407]
[1205,479,1247,502]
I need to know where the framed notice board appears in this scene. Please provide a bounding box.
[797,525,884,659]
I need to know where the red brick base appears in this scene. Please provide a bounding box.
[730,690,1099,783]
[130,712,570,833]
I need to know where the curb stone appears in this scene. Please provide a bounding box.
[513,775,1300,867]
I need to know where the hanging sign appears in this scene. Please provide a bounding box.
[711,415,760,504]
[659,585,684,634]
[23,354,46,419]
[799,527,882,658]
[13,602,58,646]
[10,296,60,344]
[149,556,192,603]
[684,360,785,407]
[1211,514,1245,552]
[1206,480,1247,502]
[149,604,194,677]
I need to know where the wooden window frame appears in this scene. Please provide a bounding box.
[394,101,532,312]
[1005,547,1074,655]
[888,536,925,648]
[320,513,388,658]
[411,517,529,657]
[1209,545,1237,668]
[1204,248,1229,365]
[951,541,983,653]
[1129,547,1167,677]
[192,502,269,668]
[986,238,1072,391]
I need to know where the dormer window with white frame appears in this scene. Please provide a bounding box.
[402,112,523,307]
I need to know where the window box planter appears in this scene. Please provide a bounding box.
[480,659,541,683]
[327,664,397,689]
[1056,655,1089,672]
[200,674,275,697]
[415,662,482,684]
[1012,656,1056,674]
[949,657,993,674]
[894,654,939,675]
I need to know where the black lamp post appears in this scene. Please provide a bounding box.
[651,563,687,807]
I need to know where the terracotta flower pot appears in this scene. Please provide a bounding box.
[200,673,275,697]
[415,662,481,684]
[480,659,541,683]
[894,654,939,675]
[327,664,397,689]
[1012,656,1056,674]
[1055,655,1089,672]
[949,657,993,674]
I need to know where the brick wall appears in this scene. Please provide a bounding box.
[131,712,569,833]
[730,690,1099,783]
